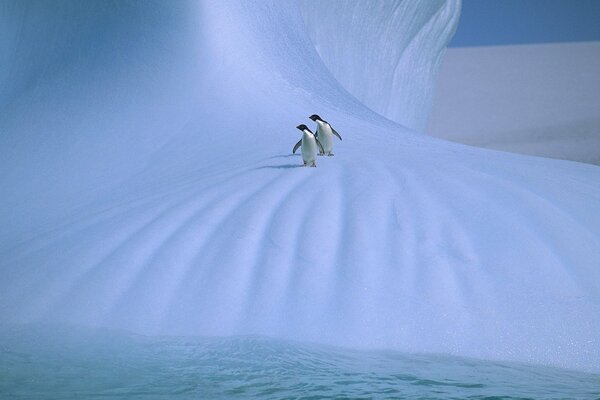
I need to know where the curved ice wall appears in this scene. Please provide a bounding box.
[298,0,461,131]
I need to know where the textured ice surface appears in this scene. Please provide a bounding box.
[0,1,599,372]
[299,0,461,131]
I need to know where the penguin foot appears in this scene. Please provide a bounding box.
[327,153,334,156]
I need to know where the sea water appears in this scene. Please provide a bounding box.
[1,325,598,399]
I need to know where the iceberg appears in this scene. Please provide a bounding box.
[0,0,599,372]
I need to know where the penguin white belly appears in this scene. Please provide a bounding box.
[318,124,334,155]
[301,133,318,167]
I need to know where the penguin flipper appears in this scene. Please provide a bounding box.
[292,139,302,154]
[332,127,342,141]
[315,138,325,154]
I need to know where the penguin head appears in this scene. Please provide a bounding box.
[296,124,310,132]
[309,114,322,122]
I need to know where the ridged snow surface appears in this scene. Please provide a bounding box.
[299,0,461,131]
[1,1,599,372]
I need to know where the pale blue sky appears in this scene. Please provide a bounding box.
[450,0,600,47]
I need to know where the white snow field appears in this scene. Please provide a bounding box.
[1,1,599,372]
[428,42,600,165]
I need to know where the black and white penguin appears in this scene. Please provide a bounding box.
[293,124,324,167]
[309,114,342,156]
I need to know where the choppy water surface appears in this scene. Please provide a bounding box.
[1,326,598,399]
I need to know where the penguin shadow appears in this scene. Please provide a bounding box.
[265,154,300,160]
[257,154,304,169]
[257,164,304,170]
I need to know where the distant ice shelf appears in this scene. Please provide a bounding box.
[428,42,600,165]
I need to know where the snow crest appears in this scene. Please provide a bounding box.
[299,0,461,130]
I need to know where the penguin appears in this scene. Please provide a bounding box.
[293,124,324,167]
[309,114,342,156]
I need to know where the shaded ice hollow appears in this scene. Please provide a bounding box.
[0,0,599,372]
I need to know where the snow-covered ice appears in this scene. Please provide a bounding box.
[1,0,599,373]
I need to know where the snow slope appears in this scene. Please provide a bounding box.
[1,1,599,372]
[428,42,600,165]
